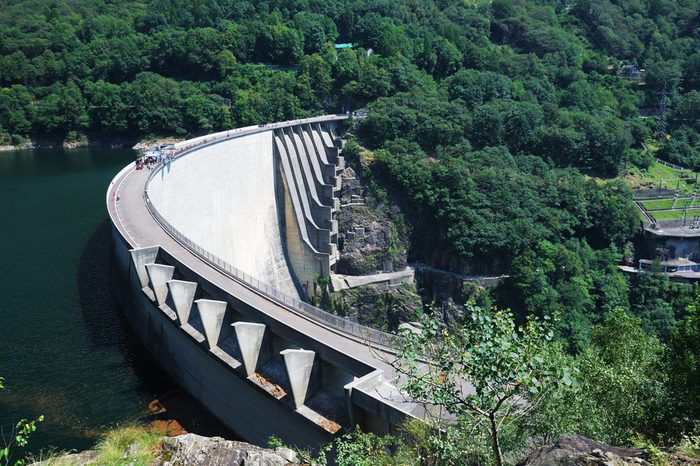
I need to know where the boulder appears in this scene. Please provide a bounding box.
[517,435,650,466]
[158,433,299,466]
[31,434,300,466]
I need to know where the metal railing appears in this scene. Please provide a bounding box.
[656,158,688,171]
[142,116,395,348]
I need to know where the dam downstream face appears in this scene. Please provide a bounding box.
[147,131,300,298]
[146,121,343,300]
[0,148,232,454]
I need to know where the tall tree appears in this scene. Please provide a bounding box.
[393,305,571,466]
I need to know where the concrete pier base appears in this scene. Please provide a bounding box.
[281,349,316,409]
[195,299,228,348]
[232,322,267,376]
[145,263,175,305]
[129,246,160,288]
[167,280,198,324]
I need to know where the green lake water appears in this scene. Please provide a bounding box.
[0,148,231,457]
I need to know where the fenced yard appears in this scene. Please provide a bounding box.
[631,159,700,226]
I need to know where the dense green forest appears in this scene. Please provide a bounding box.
[2,0,699,463]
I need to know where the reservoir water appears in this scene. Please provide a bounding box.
[0,148,231,456]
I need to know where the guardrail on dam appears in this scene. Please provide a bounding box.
[107,115,422,449]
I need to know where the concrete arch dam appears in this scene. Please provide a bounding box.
[107,115,423,449]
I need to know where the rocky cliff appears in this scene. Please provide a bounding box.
[335,180,409,275]
[329,283,423,332]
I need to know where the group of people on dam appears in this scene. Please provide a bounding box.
[135,144,176,170]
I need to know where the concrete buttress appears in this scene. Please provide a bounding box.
[129,246,160,288]
[232,322,266,376]
[281,349,316,409]
[195,299,228,348]
[166,280,198,324]
[145,263,175,305]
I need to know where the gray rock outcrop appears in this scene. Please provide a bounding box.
[517,435,651,466]
[158,434,299,466]
[335,162,409,276]
[336,204,408,275]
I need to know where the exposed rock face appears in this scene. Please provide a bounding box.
[332,283,422,332]
[339,166,364,206]
[37,450,99,464]
[336,163,409,276]
[336,204,408,275]
[328,161,420,331]
[157,434,299,466]
[517,435,652,466]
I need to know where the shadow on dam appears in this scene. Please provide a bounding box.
[77,219,238,439]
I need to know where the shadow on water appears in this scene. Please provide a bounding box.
[78,219,131,350]
[77,220,237,439]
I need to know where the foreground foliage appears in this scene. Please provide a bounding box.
[393,305,571,466]
[328,305,699,465]
[0,377,43,466]
[36,425,163,466]
[89,426,163,466]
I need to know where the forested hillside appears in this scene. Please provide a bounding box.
[1,0,699,461]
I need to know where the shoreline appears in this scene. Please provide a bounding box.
[0,135,186,153]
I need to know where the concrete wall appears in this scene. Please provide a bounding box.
[147,122,344,300]
[272,123,345,296]
[147,132,300,298]
[109,227,411,446]
[279,169,327,298]
[643,234,700,261]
